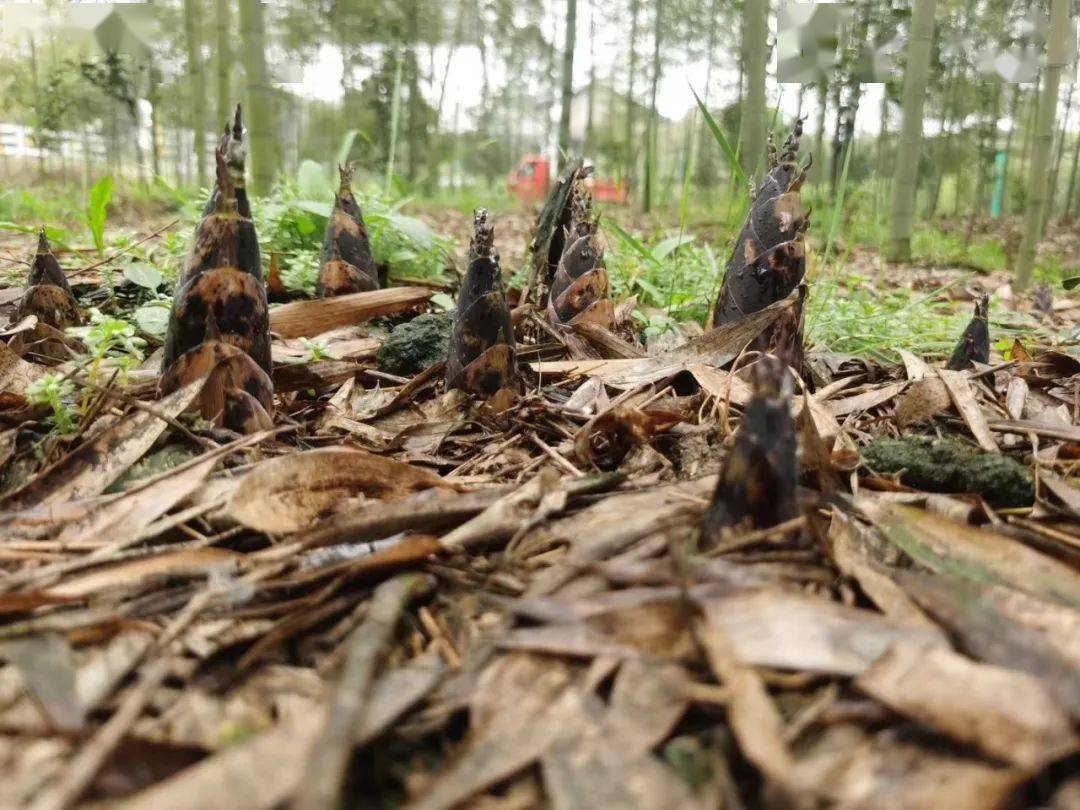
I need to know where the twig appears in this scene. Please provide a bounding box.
[73,218,179,277]
[292,573,431,810]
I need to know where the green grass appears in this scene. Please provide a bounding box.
[805,276,978,362]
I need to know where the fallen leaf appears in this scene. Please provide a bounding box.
[697,588,945,676]
[48,548,241,599]
[226,448,454,534]
[856,639,1077,771]
[871,503,1080,609]
[936,368,996,451]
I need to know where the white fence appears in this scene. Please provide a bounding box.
[0,120,217,186]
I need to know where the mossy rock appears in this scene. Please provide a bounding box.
[377,312,453,377]
[862,435,1033,508]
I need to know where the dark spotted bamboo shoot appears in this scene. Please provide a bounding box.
[15,229,83,361]
[315,163,379,297]
[529,158,588,301]
[702,355,798,541]
[162,138,272,432]
[713,122,810,360]
[445,210,516,400]
[202,104,251,219]
[548,181,613,327]
[946,295,990,370]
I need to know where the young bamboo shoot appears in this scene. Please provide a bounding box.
[547,180,613,327]
[162,137,272,432]
[713,122,810,364]
[946,295,990,371]
[446,209,516,400]
[316,163,379,297]
[15,229,83,361]
[703,355,798,541]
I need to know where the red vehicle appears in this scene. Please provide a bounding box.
[507,155,629,205]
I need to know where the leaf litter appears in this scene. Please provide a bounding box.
[0,132,1079,808]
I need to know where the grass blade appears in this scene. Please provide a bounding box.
[605,221,659,266]
[690,83,748,189]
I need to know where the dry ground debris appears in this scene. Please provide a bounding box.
[1,142,1079,809]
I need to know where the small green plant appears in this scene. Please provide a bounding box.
[26,374,78,434]
[67,308,146,389]
[87,175,114,255]
[298,337,330,363]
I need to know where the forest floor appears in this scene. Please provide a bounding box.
[0,196,1079,809]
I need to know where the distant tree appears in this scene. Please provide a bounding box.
[887,0,936,262]
[557,0,577,170]
[183,0,208,186]
[214,0,232,129]
[643,0,663,212]
[624,0,641,188]
[737,0,768,177]
[238,0,279,194]
[1015,0,1070,290]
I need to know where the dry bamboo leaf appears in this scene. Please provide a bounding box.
[894,375,952,427]
[411,655,575,810]
[47,548,241,599]
[226,448,453,534]
[0,338,44,395]
[827,511,935,627]
[0,633,82,732]
[540,688,702,810]
[856,639,1077,771]
[989,418,1080,444]
[826,380,907,417]
[793,724,1023,808]
[696,616,799,795]
[895,570,1080,718]
[870,503,1080,609]
[440,469,564,551]
[936,368,997,451]
[115,654,443,810]
[899,349,934,380]
[525,477,714,597]
[0,379,203,511]
[294,574,431,810]
[49,449,221,549]
[269,286,430,339]
[605,660,689,753]
[573,405,681,470]
[1041,470,1080,513]
[316,164,379,297]
[1005,375,1028,420]
[698,589,945,676]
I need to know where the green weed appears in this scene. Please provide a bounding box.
[25,374,78,435]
